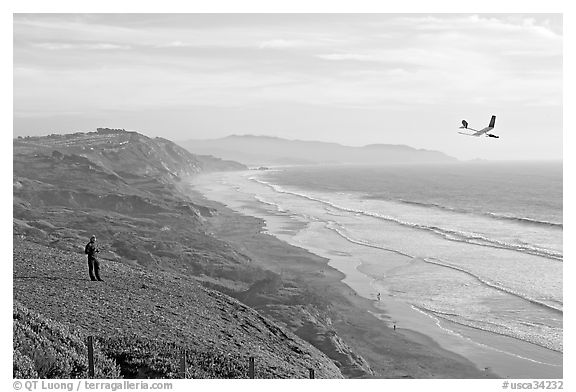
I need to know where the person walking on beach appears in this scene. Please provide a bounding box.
[377,292,381,301]
[85,235,103,281]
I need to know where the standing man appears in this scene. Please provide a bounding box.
[85,235,103,281]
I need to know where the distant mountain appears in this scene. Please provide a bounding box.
[179,135,457,166]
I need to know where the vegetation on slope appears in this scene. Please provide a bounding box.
[14,301,316,379]
[13,239,343,379]
[13,302,120,379]
[13,129,346,379]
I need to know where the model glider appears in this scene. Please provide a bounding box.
[458,115,499,138]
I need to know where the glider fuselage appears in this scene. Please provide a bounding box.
[458,115,498,138]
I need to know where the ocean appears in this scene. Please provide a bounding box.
[191,161,562,377]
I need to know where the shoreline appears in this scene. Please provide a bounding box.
[187,171,562,379]
[185,176,493,378]
[278,213,562,378]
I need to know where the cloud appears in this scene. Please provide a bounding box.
[258,39,306,49]
[398,14,561,41]
[157,40,189,48]
[316,53,374,61]
[91,43,130,50]
[31,42,130,51]
[14,14,562,113]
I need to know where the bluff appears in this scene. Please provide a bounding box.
[13,128,246,259]
[13,129,342,378]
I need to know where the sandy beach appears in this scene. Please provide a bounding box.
[185,178,497,378]
[188,171,562,379]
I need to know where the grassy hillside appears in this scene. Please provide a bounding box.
[14,299,332,379]
[13,239,342,378]
[13,129,344,379]
[14,301,120,379]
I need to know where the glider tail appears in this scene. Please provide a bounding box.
[489,115,496,128]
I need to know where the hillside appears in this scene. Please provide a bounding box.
[179,135,457,166]
[15,128,245,178]
[13,129,247,268]
[13,239,342,378]
[12,129,343,378]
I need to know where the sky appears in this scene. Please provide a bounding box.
[13,13,563,160]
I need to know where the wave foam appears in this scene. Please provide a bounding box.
[413,305,563,358]
[395,199,562,228]
[254,195,287,213]
[250,178,562,261]
[325,221,563,314]
[422,257,563,314]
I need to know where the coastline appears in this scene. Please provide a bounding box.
[187,170,562,379]
[185,177,493,378]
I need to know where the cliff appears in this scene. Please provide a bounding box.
[13,129,342,378]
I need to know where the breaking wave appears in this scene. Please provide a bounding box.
[325,221,563,314]
[394,199,563,229]
[412,305,563,356]
[250,178,562,261]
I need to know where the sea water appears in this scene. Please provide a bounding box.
[192,161,562,376]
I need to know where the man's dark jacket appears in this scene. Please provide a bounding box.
[85,242,99,258]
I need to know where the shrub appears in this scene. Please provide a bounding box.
[13,302,121,379]
[97,334,255,379]
[13,350,38,378]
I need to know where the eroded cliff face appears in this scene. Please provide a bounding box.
[265,304,374,377]
[12,129,368,379]
[13,129,245,262]
[15,128,246,183]
[12,130,344,378]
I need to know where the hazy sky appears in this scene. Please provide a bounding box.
[13,13,562,160]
